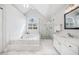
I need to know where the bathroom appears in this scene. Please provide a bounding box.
[0,4,79,55]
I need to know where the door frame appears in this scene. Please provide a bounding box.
[0,5,6,53]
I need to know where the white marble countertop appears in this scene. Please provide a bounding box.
[53,32,79,47]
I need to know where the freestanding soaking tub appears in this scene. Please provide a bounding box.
[21,33,40,51]
[7,33,40,52]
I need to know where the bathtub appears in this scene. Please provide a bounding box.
[7,33,40,51]
[22,33,40,40]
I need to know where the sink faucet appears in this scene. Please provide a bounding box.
[67,33,74,38]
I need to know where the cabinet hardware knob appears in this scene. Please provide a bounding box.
[69,45,71,47]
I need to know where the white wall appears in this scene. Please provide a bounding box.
[5,5,26,41]
[53,8,64,28]
[32,4,50,17]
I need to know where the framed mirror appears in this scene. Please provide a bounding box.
[64,7,79,29]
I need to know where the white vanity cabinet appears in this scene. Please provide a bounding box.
[53,34,78,55]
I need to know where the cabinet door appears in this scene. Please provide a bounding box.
[0,8,3,52]
[64,41,78,54]
[53,39,62,53]
[60,43,78,55]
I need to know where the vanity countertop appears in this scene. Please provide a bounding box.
[53,33,79,47]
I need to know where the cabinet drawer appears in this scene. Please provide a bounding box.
[60,44,78,55]
[54,39,78,55]
[64,41,78,54]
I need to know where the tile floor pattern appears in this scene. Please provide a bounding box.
[3,39,58,55]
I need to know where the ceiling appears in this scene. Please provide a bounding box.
[13,4,67,17]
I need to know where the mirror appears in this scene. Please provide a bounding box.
[64,7,79,29]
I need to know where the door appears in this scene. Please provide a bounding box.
[0,7,3,52]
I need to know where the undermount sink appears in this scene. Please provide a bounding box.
[55,32,76,39]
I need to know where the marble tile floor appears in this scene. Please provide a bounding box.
[2,39,59,55]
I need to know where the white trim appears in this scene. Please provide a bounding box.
[0,5,7,53]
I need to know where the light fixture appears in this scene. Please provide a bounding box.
[65,4,78,13]
[23,4,29,8]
